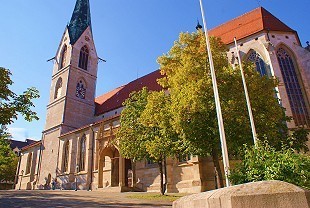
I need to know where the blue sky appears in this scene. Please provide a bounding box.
[1,0,309,141]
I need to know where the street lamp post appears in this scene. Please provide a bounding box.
[198,0,231,187]
[75,165,79,191]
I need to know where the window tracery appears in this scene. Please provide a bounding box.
[247,50,268,76]
[54,78,63,99]
[79,135,86,172]
[78,45,89,70]
[277,47,309,126]
[59,45,67,70]
[25,153,32,175]
[63,141,70,172]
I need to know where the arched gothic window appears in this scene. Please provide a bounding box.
[76,80,86,99]
[277,47,309,127]
[25,153,32,175]
[59,45,67,70]
[247,50,268,76]
[63,141,70,172]
[54,77,63,99]
[79,135,86,172]
[79,45,89,70]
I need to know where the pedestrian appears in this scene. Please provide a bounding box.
[51,179,56,190]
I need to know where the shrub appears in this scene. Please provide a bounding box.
[229,141,310,189]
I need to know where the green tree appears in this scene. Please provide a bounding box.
[0,67,39,185]
[0,67,39,126]
[229,141,310,189]
[0,134,18,186]
[117,88,178,195]
[157,31,303,187]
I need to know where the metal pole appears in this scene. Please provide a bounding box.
[198,0,230,187]
[234,37,258,145]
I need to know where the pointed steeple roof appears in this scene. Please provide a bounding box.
[209,7,296,44]
[67,0,92,45]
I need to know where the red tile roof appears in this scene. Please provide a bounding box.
[94,7,296,116]
[209,7,295,44]
[95,70,164,115]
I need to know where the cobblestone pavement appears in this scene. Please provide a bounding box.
[0,190,172,208]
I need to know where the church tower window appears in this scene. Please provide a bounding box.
[25,153,32,175]
[59,45,67,70]
[63,141,70,172]
[277,47,309,127]
[76,80,86,99]
[54,78,63,99]
[247,50,268,76]
[79,135,86,172]
[78,45,89,70]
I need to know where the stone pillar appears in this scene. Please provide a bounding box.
[118,156,125,187]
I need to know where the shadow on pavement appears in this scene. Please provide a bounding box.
[0,191,172,208]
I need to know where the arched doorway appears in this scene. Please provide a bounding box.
[98,146,120,188]
[125,159,132,187]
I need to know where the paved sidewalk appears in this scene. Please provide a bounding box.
[0,190,172,208]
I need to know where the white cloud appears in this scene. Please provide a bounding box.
[8,128,27,141]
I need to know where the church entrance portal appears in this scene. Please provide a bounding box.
[98,146,135,189]
[98,146,119,188]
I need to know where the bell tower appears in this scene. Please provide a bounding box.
[45,0,97,134]
[39,0,98,185]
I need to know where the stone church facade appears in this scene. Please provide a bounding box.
[16,0,310,192]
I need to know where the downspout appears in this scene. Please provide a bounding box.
[88,124,95,191]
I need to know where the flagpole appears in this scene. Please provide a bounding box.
[198,0,230,187]
[234,37,258,145]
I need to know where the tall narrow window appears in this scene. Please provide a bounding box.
[277,47,309,126]
[247,50,268,76]
[54,77,63,99]
[59,45,67,70]
[79,135,86,172]
[25,153,32,175]
[76,80,86,99]
[79,45,89,70]
[63,141,70,172]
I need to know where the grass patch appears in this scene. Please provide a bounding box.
[126,193,189,202]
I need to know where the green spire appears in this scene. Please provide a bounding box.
[68,0,91,45]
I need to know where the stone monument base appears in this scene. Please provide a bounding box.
[173,180,310,208]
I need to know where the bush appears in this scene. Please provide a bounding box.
[229,141,310,189]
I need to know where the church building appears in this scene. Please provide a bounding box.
[16,0,310,193]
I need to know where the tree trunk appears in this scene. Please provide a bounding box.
[158,160,164,195]
[163,157,167,194]
[211,147,224,188]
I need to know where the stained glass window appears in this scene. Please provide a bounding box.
[59,45,67,70]
[277,47,309,127]
[63,141,70,172]
[79,45,89,70]
[247,50,268,76]
[79,135,86,171]
[76,80,86,99]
